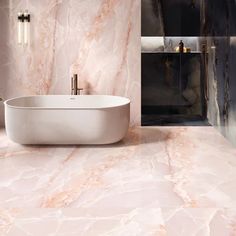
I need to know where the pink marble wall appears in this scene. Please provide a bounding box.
[0,0,141,126]
[0,0,9,126]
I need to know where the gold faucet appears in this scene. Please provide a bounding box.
[71,74,83,95]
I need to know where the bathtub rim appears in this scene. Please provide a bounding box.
[4,95,131,110]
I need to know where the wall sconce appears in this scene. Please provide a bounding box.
[17,10,30,46]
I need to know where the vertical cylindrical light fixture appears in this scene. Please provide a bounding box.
[17,11,23,45]
[17,10,30,46]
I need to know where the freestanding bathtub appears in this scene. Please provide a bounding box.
[4,95,130,145]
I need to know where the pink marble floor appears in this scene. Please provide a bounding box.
[1,126,236,235]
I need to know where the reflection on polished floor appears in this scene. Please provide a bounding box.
[1,126,236,235]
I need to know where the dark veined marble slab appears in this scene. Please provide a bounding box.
[142,0,236,36]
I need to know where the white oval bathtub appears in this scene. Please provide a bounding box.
[4,95,130,145]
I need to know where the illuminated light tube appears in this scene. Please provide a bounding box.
[17,12,23,45]
[23,10,30,45]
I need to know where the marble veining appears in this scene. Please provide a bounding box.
[2,208,236,236]
[1,126,236,235]
[207,36,236,147]
[0,0,141,126]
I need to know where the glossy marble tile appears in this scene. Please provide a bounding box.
[1,208,236,236]
[1,126,236,208]
[1,126,236,235]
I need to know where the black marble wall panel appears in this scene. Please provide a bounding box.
[141,0,236,132]
[229,39,236,112]
[205,0,236,146]
[207,37,236,146]
[204,0,236,36]
[161,0,201,36]
[142,0,236,37]
[141,0,164,36]
[142,0,201,36]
